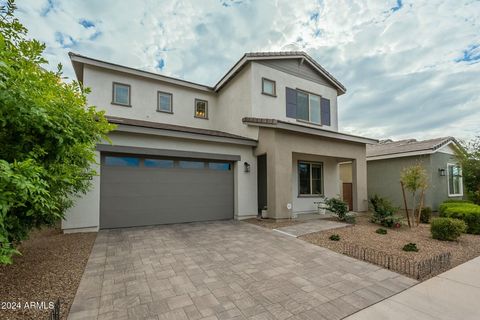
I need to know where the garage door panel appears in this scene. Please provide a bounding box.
[100,155,234,228]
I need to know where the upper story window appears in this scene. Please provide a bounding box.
[286,87,330,126]
[262,78,276,97]
[112,82,131,106]
[194,99,208,119]
[157,91,173,113]
[448,164,463,196]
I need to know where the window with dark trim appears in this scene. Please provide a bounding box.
[298,161,323,196]
[157,91,173,113]
[194,99,208,119]
[112,82,131,106]
[262,78,276,97]
[286,87,330,126]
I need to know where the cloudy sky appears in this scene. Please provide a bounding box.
[16,0,480,140]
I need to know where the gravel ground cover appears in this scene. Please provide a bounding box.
[243,217,302,229]
[299,214,480,278]
[0,227,96,320]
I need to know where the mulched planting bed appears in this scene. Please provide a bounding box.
[299,214,480,278]
[243,217,302,229]
[0,227,96,320]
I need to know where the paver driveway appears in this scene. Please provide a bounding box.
[68,221,417,320]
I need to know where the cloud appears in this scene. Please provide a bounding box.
[15,0,480,141]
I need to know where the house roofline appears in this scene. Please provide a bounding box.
[213,52,347,94]
[69,51,346,95]
[242,117,377,144]
[69,52,214,93]
[366,138,461,161]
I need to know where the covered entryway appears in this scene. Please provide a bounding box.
[100,153,234,228]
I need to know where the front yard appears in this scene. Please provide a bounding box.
[300,214,480,277]
[0,227,96,320]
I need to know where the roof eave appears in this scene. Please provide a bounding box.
[214,53,347,95]
[68,52,214,93]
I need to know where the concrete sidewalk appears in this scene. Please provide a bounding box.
[345,256,480,320]
[274,220,350,237]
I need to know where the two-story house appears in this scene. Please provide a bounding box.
[64,51,376,231]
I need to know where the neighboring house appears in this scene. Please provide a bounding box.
[361,137,462,211]
[64,51,376,232]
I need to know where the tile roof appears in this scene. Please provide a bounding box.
[366,137,457,157]
[107,116,256,141]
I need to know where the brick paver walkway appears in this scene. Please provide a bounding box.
[68,221,416,320]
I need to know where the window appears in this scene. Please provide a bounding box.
[208,162,231,171]
[112,82,131,106]
[105,156,139,167]
[448,164,463,196]
[157,91,173,113]
[144,159,174,168]
[296,90,321,124]
[298,161,323,196]
[262,78,276,96]
[194,99,208,119]
[179,160,205,169]
[286,87,330,126]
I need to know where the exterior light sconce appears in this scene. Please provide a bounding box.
[244,162,251,173]
[439,168,446,176]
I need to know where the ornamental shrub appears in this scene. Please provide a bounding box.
[431,217,467,241]
[369,195,401,228]
[440,205,480,235]
[402,243,419,252]
[419,206,432,224]
[375,228,387,235]
[325,197,355,223]
[329,234,340,241]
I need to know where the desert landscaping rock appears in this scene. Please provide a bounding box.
[0,227,96,320]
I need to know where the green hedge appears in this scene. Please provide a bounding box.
[439,202,478,215]
[431,217,467,241]
[439,202,480,234]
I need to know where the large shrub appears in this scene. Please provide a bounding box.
[440,204,480,235]
[455,136,480,204]
[431,217,467,241]
[0,2,113,264]
[369,195,400,228]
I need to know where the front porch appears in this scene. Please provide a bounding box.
[254,126,370,219]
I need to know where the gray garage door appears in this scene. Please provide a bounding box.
[100,154,234,228]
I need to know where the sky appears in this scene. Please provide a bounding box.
[15,0,480,141]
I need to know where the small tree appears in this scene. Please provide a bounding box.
[400,164,428,227]
[0,1,114,264]
[455,136,480,204]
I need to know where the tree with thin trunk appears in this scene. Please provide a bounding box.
[400,164,428,227]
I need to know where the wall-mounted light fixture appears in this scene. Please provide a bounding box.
[438,168,446,176]
[244,162,251,173]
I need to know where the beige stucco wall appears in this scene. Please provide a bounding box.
[255,127,368,219]
[83,65,219,131]
[251,62,339,132]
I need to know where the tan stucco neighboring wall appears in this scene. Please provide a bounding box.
[255,127,368,219]
[340,162,353,183]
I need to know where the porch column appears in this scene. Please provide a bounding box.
[352,159,368,211]
[266,149,293,219]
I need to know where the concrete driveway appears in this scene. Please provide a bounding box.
[68,221,416,320]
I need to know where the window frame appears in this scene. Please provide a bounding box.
[447,163,463,197]
[297,161,324,197]
[296,89,322,125]
[157,91,173,114]
[261,77,276,97]
[194,98,209,119]
[112,82,131,107]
